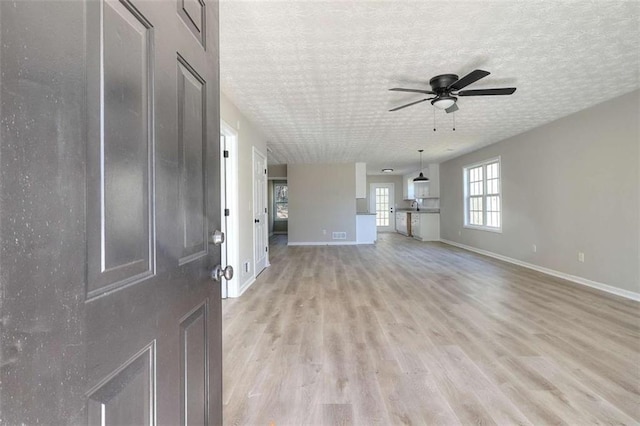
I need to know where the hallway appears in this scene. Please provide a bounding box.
[222,234,639,425]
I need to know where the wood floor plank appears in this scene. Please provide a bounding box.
[223,233,640,425]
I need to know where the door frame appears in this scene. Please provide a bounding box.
[370,182,396,232]
[252,146,269,277]
[221,121,240,297]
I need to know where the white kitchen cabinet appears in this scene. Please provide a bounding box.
[402,174,414,200]
[355,162,366,198]
[356,214,377,244]
[410,213,420,238]
[414,182,429,198]
[395,212,409,235]
[412,213,440,241]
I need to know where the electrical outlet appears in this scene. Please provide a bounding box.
[322,229,327,235]
[578,252,585,263]
[458,230,461,236]
[532,244,537,253]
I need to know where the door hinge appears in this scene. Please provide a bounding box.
[224,208,230,217]
[223,150,229,158]
[264,208,267,213]
[265,246,268,252]
[264,168,267,174]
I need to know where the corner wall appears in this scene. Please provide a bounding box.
[440,90,640,295]
[220,93,267,288]
[289,163,356,244]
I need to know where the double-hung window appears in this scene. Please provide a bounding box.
[464,157,501,232]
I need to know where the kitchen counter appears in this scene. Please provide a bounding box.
[397,209,440,214]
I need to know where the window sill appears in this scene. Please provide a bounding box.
[463,224,502,233]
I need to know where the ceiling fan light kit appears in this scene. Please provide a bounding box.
[389,69,516,113]
[432,96,456,109]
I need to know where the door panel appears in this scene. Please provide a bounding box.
[0,0,221,424]
[178,0,206,48]
[180,302,209,425]
[87,343,155,426]
[86,0,155,298]
[177,54,208,264]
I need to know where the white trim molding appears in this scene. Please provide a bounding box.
[440,239,640,302]
[288,241,359,246]
[236,275,256,298]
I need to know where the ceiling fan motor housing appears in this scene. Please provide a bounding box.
[429,74,459,106]
[429,74,459,93]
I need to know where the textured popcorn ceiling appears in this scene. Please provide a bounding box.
[220,0,640,174]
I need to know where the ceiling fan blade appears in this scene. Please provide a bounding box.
[389,88,435,95]
[457,87,517,96]
[448,69,490,91]
[389,98,432,112]
[445,103,459,114]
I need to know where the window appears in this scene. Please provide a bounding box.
[464,157,501,231]
[273,181,288,221]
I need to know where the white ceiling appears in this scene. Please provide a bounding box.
[219,0,640,175]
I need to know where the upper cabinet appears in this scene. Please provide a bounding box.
[403,164,440,199]
[414,181,429,198]
[355,162,366,198]
[403,173,415,200]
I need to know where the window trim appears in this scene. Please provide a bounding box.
[463,156,502,233]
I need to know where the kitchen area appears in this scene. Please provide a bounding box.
[356,162,440,243]
[394,163,440,241]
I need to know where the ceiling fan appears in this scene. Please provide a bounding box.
[389,69,516,113]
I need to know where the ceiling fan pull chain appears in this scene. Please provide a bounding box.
[433,107,436,132]
[453,111,456,131]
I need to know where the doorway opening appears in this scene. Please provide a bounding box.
[220,121,239,298]
[271,180,288,235]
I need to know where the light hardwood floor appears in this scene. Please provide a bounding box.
[222,233,640,425]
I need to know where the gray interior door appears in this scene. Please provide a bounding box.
[0,0,222,424]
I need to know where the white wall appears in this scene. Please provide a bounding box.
[440,90,639,295]
[288,163,356,244]
[220,93,268,287]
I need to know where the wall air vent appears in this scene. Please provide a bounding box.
[332,232,347,240]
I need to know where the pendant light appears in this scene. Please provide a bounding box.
[413,149,429,182]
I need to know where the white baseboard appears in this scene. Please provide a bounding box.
[235,275,255,298]
[288,241,358,246]
[440,239,640,302]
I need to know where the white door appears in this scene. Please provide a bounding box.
[370,183,395,232]
[253,148,269,275]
